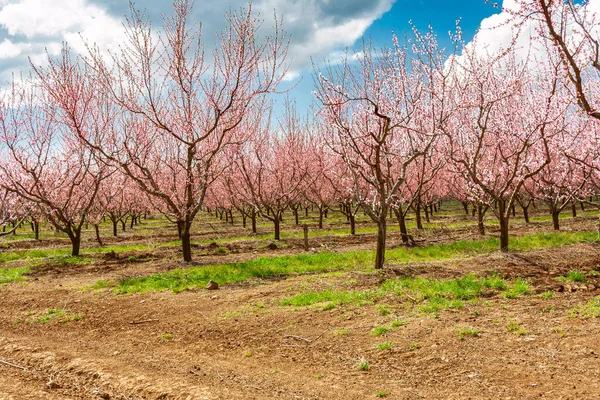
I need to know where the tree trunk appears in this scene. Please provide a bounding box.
[523,206,530,224]
[94,224,103,246]
[305,207,309,217]
[242,214,247,228]
[112,220,118,237]
[424,204,430,223]
[477,203,485,235]
[374,219,386,270]
[179,220,192,262]
[120,218,126,232]
[34,221,39,240]
[395,206,409,244]
[462,201,469,215]
[70,229,82,256]
[571,203,577,218]
[130,216,135,229]
[274,216,281,240]
[349,214,356,236]
[293,207,299,225]
[498,200,509,252]
[552,209,560,231]
[251,209,257,234]
[318,208,324,229]
[414,202,423,230]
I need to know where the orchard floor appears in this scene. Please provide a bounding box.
[1,211,600,399]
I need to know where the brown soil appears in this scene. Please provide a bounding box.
[1,240,600,399]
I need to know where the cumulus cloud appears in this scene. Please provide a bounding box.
[0,0,395,85]
[457,0,600,67]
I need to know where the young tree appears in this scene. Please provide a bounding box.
[442,44,565,251]
[315,30,451,269]
[79,1,289,261]
[0,80,106,256]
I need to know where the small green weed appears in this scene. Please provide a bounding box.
[408,343,421,351]
[376,341,392,351]
[567,297,600,319]
[455,326,479,340]
[371,326,390,336]
[358,359,370,371]
[375,391,389,398]
[161,332,173,340]
[376,305,390,316]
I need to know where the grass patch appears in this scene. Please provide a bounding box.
[568,297,600,319]
[281,289,375,307]
[371,326,390,336]
[358,359,370,371]
[101,230,599,294]
[502,278,530,299]
[376,341,392,351]
[455,326,479,340]
[28,308,82,324]
[0,266,29,283]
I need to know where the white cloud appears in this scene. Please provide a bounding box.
[0,0,395,87]
[0,38,22,58]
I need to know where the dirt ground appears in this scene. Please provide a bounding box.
[2,208,600,399]
[1,239,600,399]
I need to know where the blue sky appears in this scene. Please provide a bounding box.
[281,0,499,112]
[0,0,502,113]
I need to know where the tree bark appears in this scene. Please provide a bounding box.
[477,203,486,235]
[414,202,423,230]
[251,209,257,234]
[498,200,509,252]
[552,209,560,231]
[94,224,103,246]
[179,220,192,262]
[274,216,281,240]
[523,205,530,224]
[374,219,386,270]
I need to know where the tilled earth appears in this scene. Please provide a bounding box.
[1,237,600,399]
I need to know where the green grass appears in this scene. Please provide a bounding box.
[358,359,370,371]
[568,297,600,319]
[376,341,392,351]
[114,251,369,294]
[280,289,376,307]
[0,266,29,283]
[281,274,529,314]
[567,271,587,283]
[455,326,480,340]
[90,230,598,294]
[371,326,391,336]
[30,309,82,324]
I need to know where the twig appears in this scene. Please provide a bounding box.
[216,369,224,381]
[284,334,312,343]
[130,318,159,325]
[309,329,329,344]
[0,358,28,371]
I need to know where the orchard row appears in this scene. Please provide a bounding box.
[1,0,599,269]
